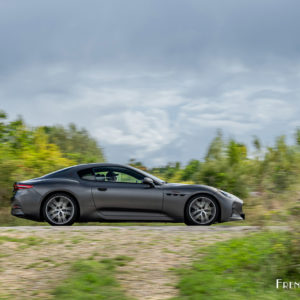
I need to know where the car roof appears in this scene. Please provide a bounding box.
[43,163,131,178]
[73,163,132,171]
[43,163,165,184]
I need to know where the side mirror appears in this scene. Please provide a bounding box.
[143,177,155,187]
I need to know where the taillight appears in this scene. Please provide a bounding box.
[14,183,33,191]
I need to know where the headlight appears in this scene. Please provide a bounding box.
[218,190,243,203]
[219,190,235,199]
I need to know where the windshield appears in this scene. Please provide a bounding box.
[128,165,165,184]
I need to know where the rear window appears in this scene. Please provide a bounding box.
[43,167,74,178]
[78,169,96,181]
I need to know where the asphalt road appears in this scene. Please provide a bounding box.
[0,225,287,232]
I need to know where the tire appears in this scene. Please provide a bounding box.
[43,193,78,226]
[184,194,219,226]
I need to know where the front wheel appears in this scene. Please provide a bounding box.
[43,193,77,226]
[184,195,219,226]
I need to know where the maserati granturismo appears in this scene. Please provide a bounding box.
[11,163,245,226]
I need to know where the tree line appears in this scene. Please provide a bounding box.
[1,108,300,210]
[131,129,300,199]
[0,110,105,206]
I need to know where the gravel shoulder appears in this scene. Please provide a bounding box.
[0,226,286,299]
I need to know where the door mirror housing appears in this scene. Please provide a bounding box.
[143,177,155,187]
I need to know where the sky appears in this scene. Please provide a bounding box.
[1,0,300,166]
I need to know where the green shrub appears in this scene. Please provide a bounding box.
[173,231,300,300]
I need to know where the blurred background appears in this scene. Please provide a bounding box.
[1,111,300,226]
[0,0,300,225]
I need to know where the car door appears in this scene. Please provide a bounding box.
[89,166,163,219]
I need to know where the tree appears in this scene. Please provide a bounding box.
[0,110,7,140]
[295,128,300,146]
[128,159,147,171]
[43,123,105,163]
[227,140,247,166]
[205,130,224,161]
[181,160,201,181]
[0,111,105,206]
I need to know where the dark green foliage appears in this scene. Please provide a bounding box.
[128,158,148,171]
[43,123,105,163]
[1,107,300,212]
[180,160,201,181]
[0,110,105,207]
[151,162,181,182]
[173,231,300,300]
[253,135,261,151]
[227,140,247,166]
[295,128,300,146]
[258,136,299,192]
[53,257,133,300]
[205,129,224,161]
[148,129,300,199]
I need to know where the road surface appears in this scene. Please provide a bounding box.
[0,225,287,300]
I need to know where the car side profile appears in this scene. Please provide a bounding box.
[11,163,245,226]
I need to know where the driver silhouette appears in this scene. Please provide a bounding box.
[106,171,119,182]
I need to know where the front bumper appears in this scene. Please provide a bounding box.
[228,212,245,221]
[228,201,245,221]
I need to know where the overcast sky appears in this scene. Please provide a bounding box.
[1,0,300,166]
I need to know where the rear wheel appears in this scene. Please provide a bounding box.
[185,195,219,226]
[43,193,77,226]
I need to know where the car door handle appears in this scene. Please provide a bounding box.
[97,187,107,191]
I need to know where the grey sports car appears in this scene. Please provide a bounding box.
[11,163,245,226]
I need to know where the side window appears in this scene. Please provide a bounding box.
[116,170,143,183]
[78,168,96,181]
[93,169,107,182]
[93,167,144,183]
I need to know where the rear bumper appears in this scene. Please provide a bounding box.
[11,196,25,217]
[11,205,26,218]
[10,189,43,221]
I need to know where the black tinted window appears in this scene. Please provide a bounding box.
[93,167,144,183]
[78,169,96,181]
[43,167,73,178]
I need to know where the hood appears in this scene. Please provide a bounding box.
[163,182,218,192]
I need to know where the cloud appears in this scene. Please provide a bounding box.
[1,1,300,165]
[93,109,177,152]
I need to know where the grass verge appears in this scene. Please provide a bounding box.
[52,256,134,300]
[172,231,300,300]
[0,235,44,246]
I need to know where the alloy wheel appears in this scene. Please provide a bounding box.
[45,195,75,225]
[188,196,216,225]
